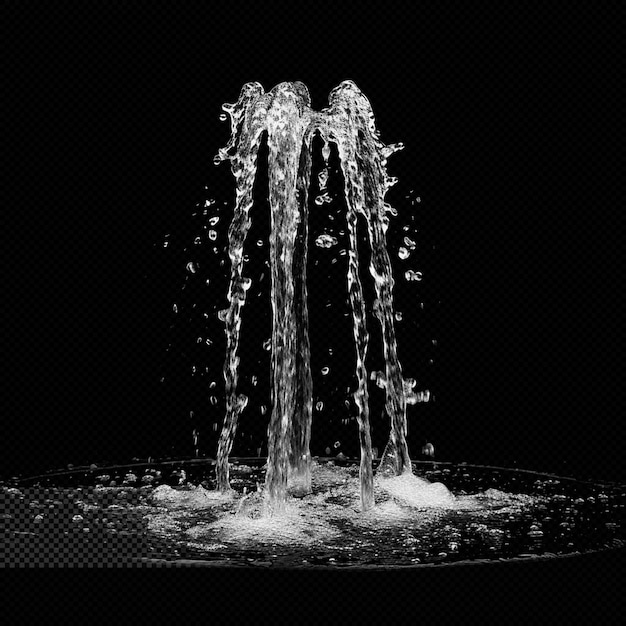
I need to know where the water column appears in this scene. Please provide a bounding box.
[264,83,313,510]
[215,82,266,491]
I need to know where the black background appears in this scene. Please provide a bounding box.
[4,2,623,482]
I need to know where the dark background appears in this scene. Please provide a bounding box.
[4,3,623,481]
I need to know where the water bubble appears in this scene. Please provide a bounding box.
[210,381,217,389]
[210,396,218,406]
[403,236,416,250]
[321,366,330,376]
[172,303,178,314]
[333,441,341,449]
[257,239,264,247]
[316,401,324,412]
[163,240,170,248]
[213,423,218,432]
[241,277,252,291]
[263,338,272,351]
[213,154,222,166]
[209,216,220,226]
[261,405,268,415]
[395,311,403,321]
[208,230,218,241]
[197,337,203,344]
[398,247,410,260]
[219,113,228,122]
[404,270,423,282]
[72,515,84,524]
[251,375,258,386]
[186,261,197,274]
[194,236,202,245]
[205,199,216,207]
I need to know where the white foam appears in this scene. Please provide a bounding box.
[375,471,457,509]
[151,484,232,509]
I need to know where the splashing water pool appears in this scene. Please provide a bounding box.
[4,459,624,568]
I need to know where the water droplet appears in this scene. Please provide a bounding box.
[208,230,218,241]
[194,236,202,245]
[318,168,329,189]
[210,396,218,406]
[321,366,330,376]
[209,216,220,226]
[263,338,272,351]
[422,443,434,457]
[172,303,178,314]
[213,423,218,432]
[315,192,332,205]
[404,269,423,281]
[315,234,338,249]
[186,261,197,273]
[163,240,170,248]
[261,405,268,415]
[398,247,410,260]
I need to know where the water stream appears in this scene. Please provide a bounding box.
[214,81,414,512]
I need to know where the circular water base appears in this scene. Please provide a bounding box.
[3,458,625,569]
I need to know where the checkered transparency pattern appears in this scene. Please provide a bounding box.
[1,487,149,566]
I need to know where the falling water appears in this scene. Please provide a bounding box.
[214,81,411,512]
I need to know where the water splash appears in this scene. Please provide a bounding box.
[213,81,413,512]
